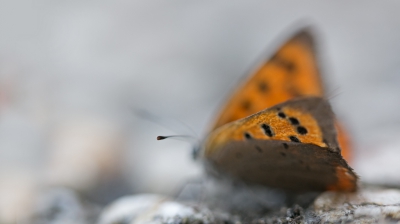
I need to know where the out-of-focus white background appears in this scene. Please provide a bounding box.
[1,0,400,222]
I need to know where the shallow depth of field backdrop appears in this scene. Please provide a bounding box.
[1,0,400,220]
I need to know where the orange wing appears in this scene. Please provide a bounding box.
[210,29,352,162]
[212,30,323,129]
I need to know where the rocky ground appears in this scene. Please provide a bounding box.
[29,184,400,224]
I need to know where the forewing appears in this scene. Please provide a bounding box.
[212,29,323,130]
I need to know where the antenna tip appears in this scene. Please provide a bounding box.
[157,136,167,140]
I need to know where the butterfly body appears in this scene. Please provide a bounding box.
[199,29,357,192]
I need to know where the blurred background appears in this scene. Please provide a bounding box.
[1,0,400,222]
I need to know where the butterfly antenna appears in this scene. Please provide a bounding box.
[157,135,201,159]
[134,109,199,138]
[134,109,201,158]
[157,135,197,142]
[326,86,343,101]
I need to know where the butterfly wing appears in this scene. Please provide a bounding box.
[205,140,356,192]
[211,28,352,162]
[212,29,323,129]
[203,97,357,192]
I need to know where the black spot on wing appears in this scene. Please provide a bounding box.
[282,143,289,149]
[255,145,263,153]
[244,132,252,140]
[297,126,308,135]
[241,100,251,110]
[261,124,274,137]
[284,62,295,73]
[258,81,269,93]
[280,152,286,157]
[289,136,301,143]
[286,84,302,97]
[289,117,300,125]
[272,55,296,73]
[278,112,286,118]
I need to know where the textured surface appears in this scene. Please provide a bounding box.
[98,187,400,224]
[312,188,400,223]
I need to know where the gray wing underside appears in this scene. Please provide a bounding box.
[206,139,355,192]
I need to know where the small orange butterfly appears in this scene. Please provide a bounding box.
[203,28,358,192]
[161,28,357,192]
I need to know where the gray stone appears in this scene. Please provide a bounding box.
[32,188,100,224]
[98,186,400,224]
[312,188,400,223]
[98,194,223,224]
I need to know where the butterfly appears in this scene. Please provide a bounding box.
[199,28,358,192]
